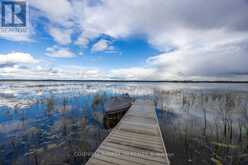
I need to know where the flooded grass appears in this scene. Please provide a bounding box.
[0,81,247,164]
[156,90,248,165]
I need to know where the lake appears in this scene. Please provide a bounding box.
[0,81,247,165]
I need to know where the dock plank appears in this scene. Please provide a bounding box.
[86,99,170,165]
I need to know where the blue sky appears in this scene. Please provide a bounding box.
[0,0,248,80]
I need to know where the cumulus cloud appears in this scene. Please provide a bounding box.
[48,27,72,45]
[82,0,248,46]
[22,0,248,79]
[0,52,38,67]
[75,34,90,47]
[46,45,75,58]
[30,0,74,27]
[82,0,248,79]
[75,30,99,47]
[91,39,113,53]
[143,29,248,80]
[0,65,105,80]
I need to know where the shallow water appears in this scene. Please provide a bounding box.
[0,81,247,165]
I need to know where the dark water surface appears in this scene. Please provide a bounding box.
[0,81,247,165]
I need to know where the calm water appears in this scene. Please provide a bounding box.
[0,81,247,165]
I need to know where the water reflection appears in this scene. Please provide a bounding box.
[156,89,248,165]
[0,81,247,164]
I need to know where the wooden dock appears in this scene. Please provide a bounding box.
[86,99,170,165]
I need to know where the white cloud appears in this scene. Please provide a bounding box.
[48,27,72,45]
[30,0,74,27]
[109,67,155,80]
[46,45,75,58]
[0,52,38,66]
[91,39,113,53]
[24,0,248,80]
[75,34,90,47]
[81,0,248,79]
[30,0,248,50]
[107,33,248,80]
[75,30,100,47]
[0,33,32,42]
[30,0,85,45]
[145,30,248,78]
[59,66,104,79]
[0,64,105,80]
[81,0,248,46]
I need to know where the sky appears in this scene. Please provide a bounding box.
[0,0,248,80]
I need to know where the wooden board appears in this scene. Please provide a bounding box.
[86,99,170,165]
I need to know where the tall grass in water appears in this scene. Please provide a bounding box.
[156,90,248,165]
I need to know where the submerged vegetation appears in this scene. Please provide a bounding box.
[156,90,248,165]
[0,81,247,164]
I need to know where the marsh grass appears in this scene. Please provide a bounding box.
[156,89,248,165]
[1,82,247,165]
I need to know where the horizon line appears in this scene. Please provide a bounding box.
[0,79,248,83]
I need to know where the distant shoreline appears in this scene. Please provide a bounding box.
[0,79,248,83]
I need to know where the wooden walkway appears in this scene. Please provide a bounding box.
[86,99,170,165]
